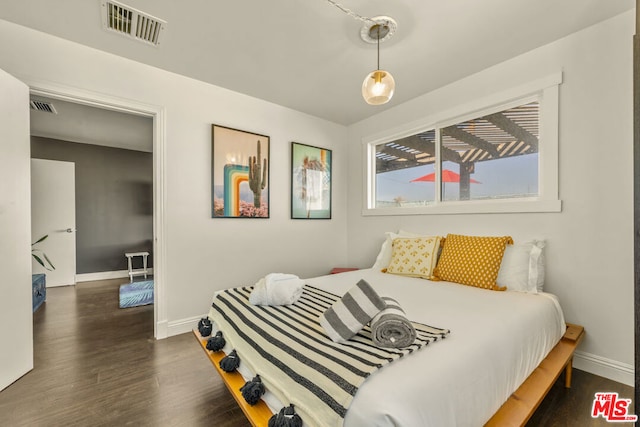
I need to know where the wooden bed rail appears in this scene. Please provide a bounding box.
[193,329,273,426]
[194,323,585,427]
[485,323,585,426]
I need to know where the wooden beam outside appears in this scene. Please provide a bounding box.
[442,126,500,158]
[393,134,462,164]
[459,163,472,200]
[377,145,417,162]
[376,158,432,173]
[484,112,539,151]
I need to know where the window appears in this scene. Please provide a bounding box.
[364,76,561,215]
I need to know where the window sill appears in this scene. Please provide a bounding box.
[362,198,562,216]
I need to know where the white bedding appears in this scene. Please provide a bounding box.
[209,268,565,427]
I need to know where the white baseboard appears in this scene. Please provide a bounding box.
[156,320,168,340]
[573,350,634,387]
[45,282,75,288]
[76,269,154,283]
[167,315,206,338]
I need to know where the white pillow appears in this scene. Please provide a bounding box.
[496,240,545,293]
[371,230,429,271]
[371,231,400,270]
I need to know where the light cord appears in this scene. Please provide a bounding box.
[325,0,376,25]
[377,25,380,69]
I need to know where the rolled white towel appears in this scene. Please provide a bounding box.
[370,297,416,348]
[249,273,304,306]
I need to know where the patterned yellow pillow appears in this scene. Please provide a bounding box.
[432,234,513,291]
[385,236,443,279]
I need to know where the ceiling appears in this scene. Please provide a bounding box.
[30,95,153,152]
[2,0,634,142]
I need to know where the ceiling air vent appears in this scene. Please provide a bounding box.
[101,0,166,46]
[30,100,57,114]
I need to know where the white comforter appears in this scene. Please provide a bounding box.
[211,268,565,427]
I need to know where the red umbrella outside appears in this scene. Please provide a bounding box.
[410,169,481,183]
[410,168,481,200]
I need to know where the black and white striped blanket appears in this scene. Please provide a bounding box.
[209,285,450,427]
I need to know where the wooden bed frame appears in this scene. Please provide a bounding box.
[194,323,584,427]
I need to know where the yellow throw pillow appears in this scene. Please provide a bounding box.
[432,234,513,291]
[385,236,443,279]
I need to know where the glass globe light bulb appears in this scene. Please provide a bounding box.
[362,69,395,105]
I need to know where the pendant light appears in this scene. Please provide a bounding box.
[324,2,397,105]
[362,22,395,105]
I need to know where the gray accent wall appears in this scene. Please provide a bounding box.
[31,136,153,274]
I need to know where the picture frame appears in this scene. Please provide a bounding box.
[212,125,269,218]
[291,142,332,219]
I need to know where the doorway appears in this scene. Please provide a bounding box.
[28,84,166,339]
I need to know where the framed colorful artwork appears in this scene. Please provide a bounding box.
[291,142,332,219]
[212,125,269,218]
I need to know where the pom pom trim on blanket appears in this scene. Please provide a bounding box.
[206,331,226,352]
[198,317,213,337]
[220,349,241,372]
[240,375,266,405]
[268,404,303,427]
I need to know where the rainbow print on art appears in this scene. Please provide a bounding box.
[223,164,249,217]
[212,124,269,218]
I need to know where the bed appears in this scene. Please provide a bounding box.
[196,265,582,426]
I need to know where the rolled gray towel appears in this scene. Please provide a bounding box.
[319,279,386,343]
[370,297,416,348]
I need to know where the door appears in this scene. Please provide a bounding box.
[0,68,33,390]
[31,159,76,287]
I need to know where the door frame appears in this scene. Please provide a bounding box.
[27,78,168,339]
[634,0,639,417]
[634,0,639,416]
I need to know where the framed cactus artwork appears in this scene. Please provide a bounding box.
[291,142,332,219]
[211,125,269,218]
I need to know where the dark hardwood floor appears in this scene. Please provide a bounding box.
[0,278,634,426]
[527,366,635,426]
[0,279,248,427]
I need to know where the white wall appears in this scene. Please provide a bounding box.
[346,11,634,385]
[0,19,349,336]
